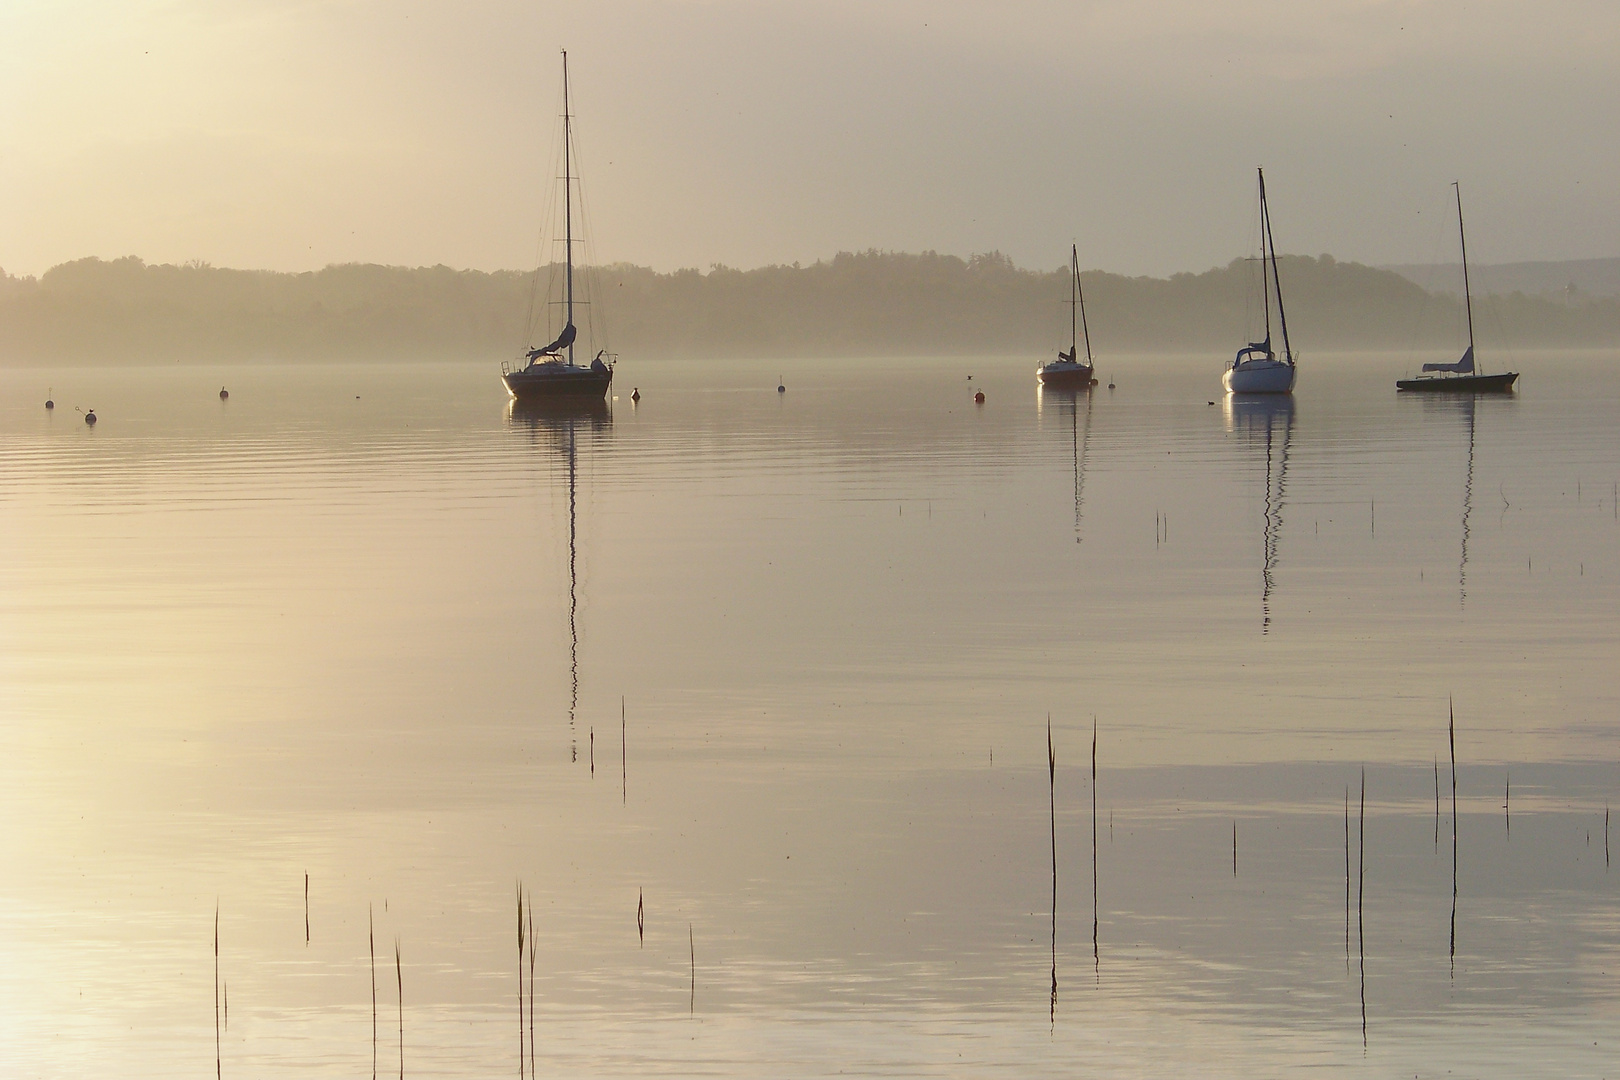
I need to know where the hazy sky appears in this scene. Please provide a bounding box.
[2,0,1616,278]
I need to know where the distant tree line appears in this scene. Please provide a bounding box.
[1,250,1615,364]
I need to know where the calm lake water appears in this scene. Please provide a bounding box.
[2,352,1617,1078]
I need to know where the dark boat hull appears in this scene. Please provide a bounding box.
[502,366,612,401]
[1396,372,1518,393]
[1037,365,1096,388]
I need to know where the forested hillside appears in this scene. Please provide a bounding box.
[2,250,1615,363]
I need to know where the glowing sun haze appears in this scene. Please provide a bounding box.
[2,0,1616,277]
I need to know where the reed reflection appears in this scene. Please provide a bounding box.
[1223,395,1294,633]
[506,398,612,761]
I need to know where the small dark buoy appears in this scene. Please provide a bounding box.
[777,376,785,393]
[84,409,97,426]
[631,387,640,403]
[973,390,985,404]
[45,399,54,410]
[219,387,229,400]
[1107,378,1115,389]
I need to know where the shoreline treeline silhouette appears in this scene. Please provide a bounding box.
[1,250,1614,362]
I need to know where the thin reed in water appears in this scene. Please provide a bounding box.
[689,923,695,1015]
[1232,821,1237,877]
[305,872,309,944]
[1048,717,1057,1024]
[637,888,644,947]
[395,939,403,1080]
[1091,717,1098,974]
[517,884,526,1080]
[370,904,377,1080]
[1358,768,1367,1048]
[527,905,536,1079]
[214,903,220,1080]
[621,697,627,805]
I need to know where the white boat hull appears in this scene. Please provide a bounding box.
[1223,359,1296,395]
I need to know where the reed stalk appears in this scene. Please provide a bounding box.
[395,939,403,1080]
[1358,768,1366,1048]
[214,904,220,1080]
[370,904,377,1080]
[528,906,536,1079]
[1048,717,1057,1023]
[1091,718,1098,974]
[517,884,525,1080]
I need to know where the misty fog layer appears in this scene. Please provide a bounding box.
[3,251,1614,363]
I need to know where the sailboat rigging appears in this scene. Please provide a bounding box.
[502,51,614,402]
[1397,183,1518,393]
[1037,245,1098,388]
[1223,168,1298,395]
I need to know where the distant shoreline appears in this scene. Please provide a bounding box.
[4,251,1616,363]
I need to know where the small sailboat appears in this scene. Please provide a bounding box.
[1397,183,1518,393]
[1223,168,1297,395]
[502,52,614,402]
[1037,245,1096,388]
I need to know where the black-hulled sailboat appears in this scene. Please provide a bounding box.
[1397,183,1518,393]
[1037,245,1097,388]
[502,52,613,402]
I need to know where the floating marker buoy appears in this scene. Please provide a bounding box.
[631,388,640,403]
[973,390,985,404]
[45,399,54,410]
[84,409,97,425]
[777,376,785,393]
[219,387,229,400]
[1108,378,1115,390]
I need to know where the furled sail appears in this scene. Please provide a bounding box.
[528,322,577,360]
[1422,345,1475,374]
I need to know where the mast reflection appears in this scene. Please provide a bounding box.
[1411,393,1488,607]
[1037,386,1095,544]
[1224,394,1294,633]
[506,398,612,761]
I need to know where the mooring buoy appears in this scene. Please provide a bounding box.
[84,409,97,426]
[973,390,985,404]
[631,388,640,403]
[219,387,229,400]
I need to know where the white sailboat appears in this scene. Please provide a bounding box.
[502,51,614,402]
[1223,168,1298,395]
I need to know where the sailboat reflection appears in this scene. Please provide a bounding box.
[506,398,612,759]
[1223,394,1294,633]
[1037,386,1095,544]
[1411,393,1483,606]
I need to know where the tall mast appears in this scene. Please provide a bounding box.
[1075,245,1093,365]
[1454,182,1475,357]
[563,50,574,365]
[1261,168,1293,363]
[1069,245,1078,358]
[1258,169,1271,351]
